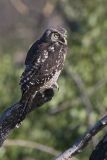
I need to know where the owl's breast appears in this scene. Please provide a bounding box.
[46,43,67,70]
[38,42,67,84]
[41,70,61,89]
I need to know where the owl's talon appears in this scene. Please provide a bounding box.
[16,122,21,128]
[51,83,59,91]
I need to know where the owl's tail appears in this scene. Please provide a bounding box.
[18,90,36,121]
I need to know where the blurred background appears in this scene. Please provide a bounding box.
[0,0,107,159]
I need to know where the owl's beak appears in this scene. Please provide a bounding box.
[63,37,67,45]
[59,34,67,45]
[60,36,67,45]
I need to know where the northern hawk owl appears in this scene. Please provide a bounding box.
[20,27,68,100]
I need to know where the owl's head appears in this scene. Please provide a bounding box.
[41,27,67,45]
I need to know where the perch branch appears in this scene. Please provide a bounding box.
[54,115,107,160]
[0,88,54,146]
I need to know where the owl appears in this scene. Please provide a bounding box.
[20,27,68,100]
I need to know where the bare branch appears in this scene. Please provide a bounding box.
[54,115,107,160]
[0,88,54,146]
[10,0,29,15]
[4,139,60,156]
[66,70,93,126]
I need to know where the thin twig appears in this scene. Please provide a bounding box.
[10,0,29,15]
[66,69,93,126]
[49,78,107,115]
[4,139,60,156]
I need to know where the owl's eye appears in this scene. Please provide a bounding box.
[54,33,59,39]
[51,33,59,41]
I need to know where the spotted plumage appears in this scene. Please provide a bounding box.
[20,27,68,98]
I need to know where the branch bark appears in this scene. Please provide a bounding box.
[0,88,54,146]
[0,84,107,160]
[54,115,107,160]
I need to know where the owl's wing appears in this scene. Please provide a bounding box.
[20,63,54,94]
[20,40,40,87]
[25,40,40,66]
[20,41,53,94]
